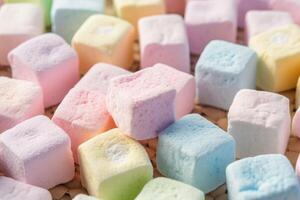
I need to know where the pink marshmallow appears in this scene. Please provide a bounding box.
[271,0,300,25]
[8,33,79,108]
[296,154,300,178]
[0,176,51,200]
[165,0,185,15]
[139,14,190,73]
[0,115,75,189]
[0,77,44,133]
[185,0,237,54]
[0,4,44,66]
[292,108,300,138]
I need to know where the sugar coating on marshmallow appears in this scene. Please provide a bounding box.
[226,154,300,200]
[135,177,204,200]
[157,114,235,193]
[296,73,300,109]
[249,24,300,92]
[139,14,190,73]
[292,108,300,138]
[72,15,135,74]
[0,4,44,66]
[73,194,99,200]
[228,89,291,158]
[165,0,185,15]
[9,33,79,108]
[271,0,300,25]
[0,115,75,189]
[0,176,52,200]
[0,77,44,133]
[195,40,257,110]
[78,129,153,200]
[51,0,105,43]
[185,0,237,54]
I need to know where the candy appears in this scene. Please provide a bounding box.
[297,77,300,108]
[135,177,205,200]
[245,11,294,43]
[165,0,185,15]
[0,115,74,189]
[157,114,235,193]
[185,0,237,54]
[228,89,291,158]
[51,0,105,43]
[292,108,300,138]
[78,129,153,200]
[249,24,300,92]
[195,40,257,110]
[0,176,52,200]
[0,77,43,133]
[73,194,98,200]
[296,155,300,178]
[8,33,79,108]
[0,4,44,66]
[226,154,300,200]
[72,15,135,74]
[271,0,300,25]
[139,15,190,73]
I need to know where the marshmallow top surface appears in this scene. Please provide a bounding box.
[53,0,104,12]
[73,194,99,200]
[114,0,163,7]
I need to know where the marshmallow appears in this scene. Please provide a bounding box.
[297,77,300,108]
[271,0,300,25]
[139,15,190,73]
[296,155,300,178]
[9,33,79,108]
[195,40,257,110]
[228,89,291,158]
[0,115,75,189]
[250,25,300,92]
[51,0,105,43]
[0,4,44,66]
[0,176,52,200]
[292,108,300,138]
[185,0,237,54]
[78,129,153,200]
[226,154,300,200]
[0,77,44,133]
[73,194,98,200]
[72,15,135,74]
[157,114,235,193]
[165,0,185,15]
[135,177,205,200]
[245,11,294,43]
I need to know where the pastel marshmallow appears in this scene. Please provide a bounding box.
[139,14,190,73]
[185,0,237,54]
[113,0,165,29]
[250,24,300,92]
[271,0,300,25]
[157,114,235,193]
[51,0,105,43]
[0,115,75,189]
[292,108,300,138]
[9,33,79,108]
[73,194,98,200]
[228,89,291,158]
[226,154,300,200]
[0,4,44,66]
[297,77,300,108]
[135,177,205,200]
[78,129,153,200]
[72,15,135,74]
[165,0,185,15]
[195,40,257,110]
[296,154,300,178]
[52,63,130,162]
[0,176,52,200]
[0,77,44,133]
[245,11,294,43]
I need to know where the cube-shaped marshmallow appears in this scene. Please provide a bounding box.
[246,11,294,43]
[297,77,300,108]
[195,40,257,110]
[226,155,300,200]
[73,194,98,200]
[157,114,235,193]
[296,154,300,178]
[165,0,185,15]
[0,115,74,189]
[51,0,105,43]
[271,0,300,25]
[0,4,44,66]
[72,15,135,74]
[113,0,165,29]
[0,77,44,133]
[228,89,291,158]
[249,24,300,92]
[78,129,153,200]
[139,15,190,73]
[185,0,237,54]
[292,108,300,138]
[9,33,79,108]
[0,176,52,200]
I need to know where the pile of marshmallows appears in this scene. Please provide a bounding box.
[1,0,300,200]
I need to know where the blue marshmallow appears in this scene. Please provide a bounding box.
[195,40,257,110]
[51,0,105,43]
[226,154,300,200]
[156,114,236,193]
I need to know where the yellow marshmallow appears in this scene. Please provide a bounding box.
[249,24,300,92]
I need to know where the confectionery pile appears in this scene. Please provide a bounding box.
[1,0,300,200]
